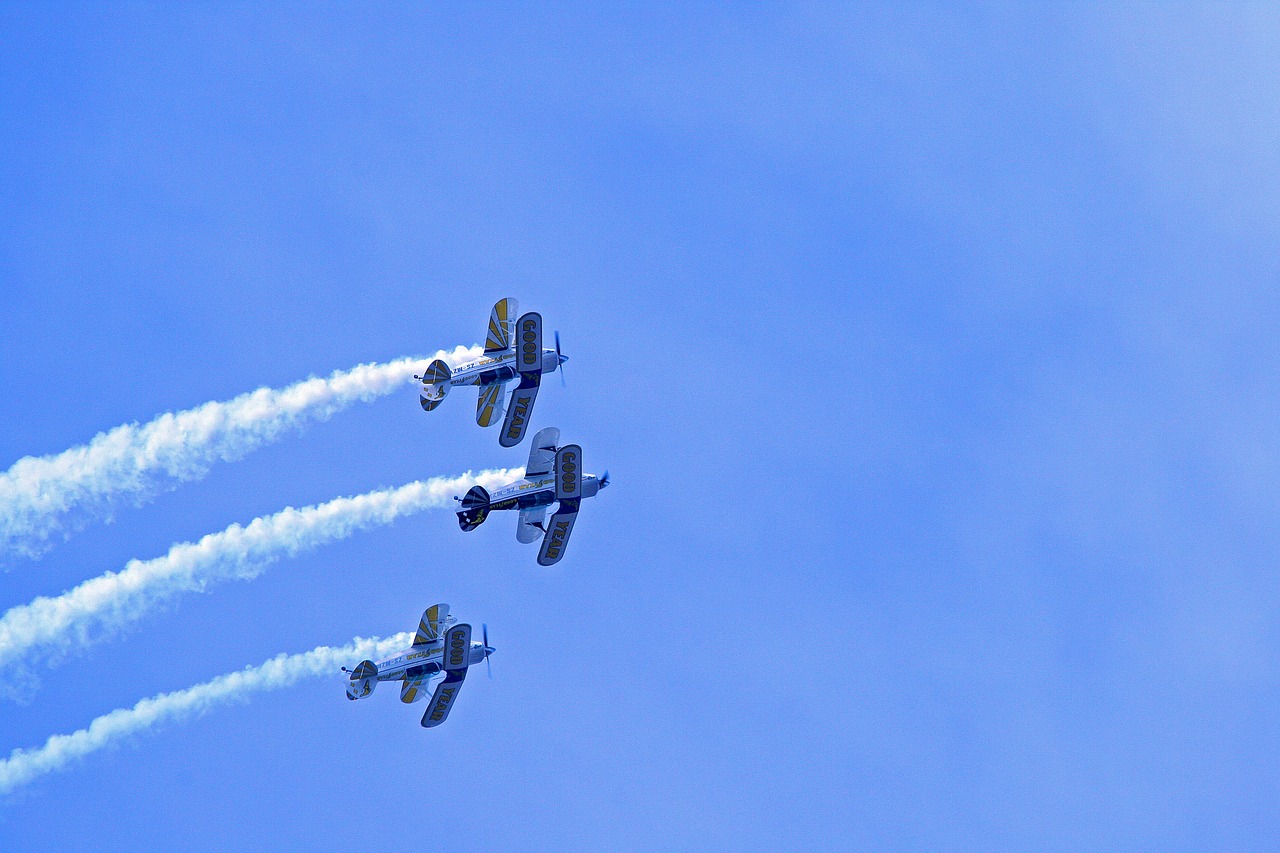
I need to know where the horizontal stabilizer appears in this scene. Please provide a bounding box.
[461,485,490,509]
[418,359,451,412]
[457,484,490,530]
[420,669,466,728]
[421,358,451,386]
[457,506,488,531]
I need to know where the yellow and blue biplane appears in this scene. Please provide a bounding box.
[455,427,609,566]
[343,604,493,728]
[416,298,567,447]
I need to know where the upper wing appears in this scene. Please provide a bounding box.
[517,505,548,544]
[413,603,450,645]
[484,298,518,354]
[525,427,560,477]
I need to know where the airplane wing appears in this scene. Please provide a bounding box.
[499,312,544,447]
[525,427,560,478]
[476,382,505,427]
[484,297,518,354]
[555,444,582,501]
[422,622,473,727]
[500,374,539,447]
[413,604,450,645]
[538,446,583,566]
[420,669,466,727]
[517,505,548,544]
[537,504,579,566]
[401,674,437,704]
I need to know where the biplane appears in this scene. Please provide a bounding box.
[455,427,608,565]
[343,604,493,728]
[416,298,567,447]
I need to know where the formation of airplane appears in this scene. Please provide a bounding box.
[455,427,609,566]
[416,297,568,447]
[348,298,609,728]
[344,604,493,728]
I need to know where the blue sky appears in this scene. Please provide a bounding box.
[2,4,1279,849]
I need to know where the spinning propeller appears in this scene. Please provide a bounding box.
[482,623,493,679]
[554,330,567,387]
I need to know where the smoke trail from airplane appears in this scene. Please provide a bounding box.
[0,469,520,671]
[0,347,482,563]
[0,632,412,793]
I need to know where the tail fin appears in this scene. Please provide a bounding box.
[345,660,378,700]
[418,359,452,412]
[457,485,491,531]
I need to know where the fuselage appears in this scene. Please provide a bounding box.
[485,472,607,512]
[450,349,563,388]
[373,640,489,682]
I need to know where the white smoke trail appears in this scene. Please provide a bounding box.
[0,346,482,562]
[0,632,413,793]
[0,469,520,670]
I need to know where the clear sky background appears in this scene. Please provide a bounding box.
[2,4,1279,850]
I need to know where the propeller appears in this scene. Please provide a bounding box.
[482,623,493,679]
[599,469,610,488]
[554,330,566,387]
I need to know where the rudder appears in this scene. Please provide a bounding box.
[418,359,452,412]
[457,485,491,531]
[346,659,378,700]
